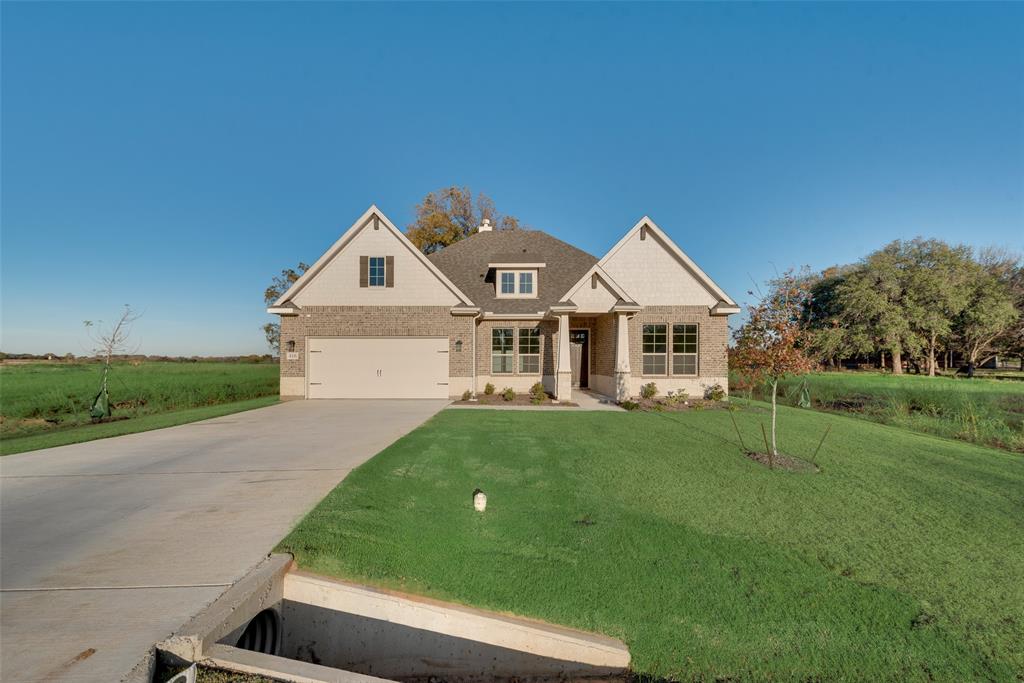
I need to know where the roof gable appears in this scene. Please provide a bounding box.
[272,206,474,308]
[558,264,636,313]
[598,216,736,308]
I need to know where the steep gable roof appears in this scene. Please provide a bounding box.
[599,216,737,307]
[271,205,474,308]
[427,229,597,314]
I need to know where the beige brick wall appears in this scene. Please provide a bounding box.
[475,319,558,379]
[279,306,474,381]
[628,306,729,379]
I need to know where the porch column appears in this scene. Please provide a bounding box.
[615,312,631,401]
[556,313,572,401]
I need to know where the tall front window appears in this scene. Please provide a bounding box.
[492,328,513,374]
[500,272,516,295]
[642,324,667,375]
[519,272,534,295]
[368,256,385,287]
[672,324,698,375]
[518,328,540,373]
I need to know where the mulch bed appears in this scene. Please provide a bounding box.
[453,394,578,407]
[744,450,819,473]
[627,398,727,412]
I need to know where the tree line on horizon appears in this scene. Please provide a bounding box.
[785,238,1023,374]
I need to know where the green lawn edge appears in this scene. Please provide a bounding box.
[276,403,1024,681]
[0,396,279,456]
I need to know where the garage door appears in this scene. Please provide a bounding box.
[307,337,449,399]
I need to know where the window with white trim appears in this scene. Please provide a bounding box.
[672,323,698,375]
[492,328,513,374]
[500,272,516,295]
[495,269,538,298]
[368,256,385,287]
[519,272,533,295]
[518,328,540,373]
[642,324,667,375]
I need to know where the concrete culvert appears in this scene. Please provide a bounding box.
[235,608,280,656]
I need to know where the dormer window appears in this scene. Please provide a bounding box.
[500,271,516,295]
[496,269,537,298]
[519,272,533,295]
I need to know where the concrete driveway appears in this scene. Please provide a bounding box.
[0,399,447,683]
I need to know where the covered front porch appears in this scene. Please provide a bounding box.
[550,305,637,403]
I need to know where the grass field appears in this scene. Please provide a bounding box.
[731,371,1024,452]
[278,406,1024,682]
[0,361,279,454]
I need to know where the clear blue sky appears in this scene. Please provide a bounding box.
[2,2,1022,356]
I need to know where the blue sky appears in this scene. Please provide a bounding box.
[2,2,1022,356]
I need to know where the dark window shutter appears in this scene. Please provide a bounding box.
[359,256,368,288]
[385,256,394,287]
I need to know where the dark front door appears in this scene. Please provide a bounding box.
[569,330,589,388]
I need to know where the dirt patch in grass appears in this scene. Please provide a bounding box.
[743,450,820,473]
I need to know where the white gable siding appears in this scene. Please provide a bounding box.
[601,230,718,307]
[567,276,620,313]
[293,224,460,306]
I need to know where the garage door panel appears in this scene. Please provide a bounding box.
[307,337,449,399]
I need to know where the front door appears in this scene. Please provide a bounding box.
[569,330,589,388]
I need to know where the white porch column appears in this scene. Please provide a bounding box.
[556,313,572,401]
[615,312,631,401]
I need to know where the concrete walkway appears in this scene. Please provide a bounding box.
[0,399,447,683]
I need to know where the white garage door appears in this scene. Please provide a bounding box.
[307,337,449,399]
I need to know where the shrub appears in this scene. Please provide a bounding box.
[502,387,515,402]
[530,382,546,405]
[460,389,472,401]
[693,401,706,411]
[484,383,495,395]
[620,400,641,411]
[704,384,726,401]
[664,390,688,406]
[640,382,658,399]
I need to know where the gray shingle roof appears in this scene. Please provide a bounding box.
[427,229,598,314]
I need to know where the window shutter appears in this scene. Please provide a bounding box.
[385,256,394,288]
[359,256,368,288]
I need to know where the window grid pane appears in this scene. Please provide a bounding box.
[369,257,385,287]
[673,355,697,375]
[500,272,516,294]
[492,328,513,374]
[643,355,666,375]
[672,324,697,354]
[519,272,533,294]
[642,324,667,353]
[519,355,539,373]
[518,328,540,373]
[492,328,513,352]
[518,329,539,353]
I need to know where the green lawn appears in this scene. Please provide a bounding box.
[731,370,1024,453]
[0,361,279,454]
[278,405,1024,682]
[0,396,279,456]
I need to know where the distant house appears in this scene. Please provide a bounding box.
[267,205,738,402]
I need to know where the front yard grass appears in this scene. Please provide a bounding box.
[278,405,1024,682]
[732,370,1024,452]
[0,396,279,455]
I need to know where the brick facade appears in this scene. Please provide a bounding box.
[475,319,559,378]
[279,306,474,379]
[627,305,729,379]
